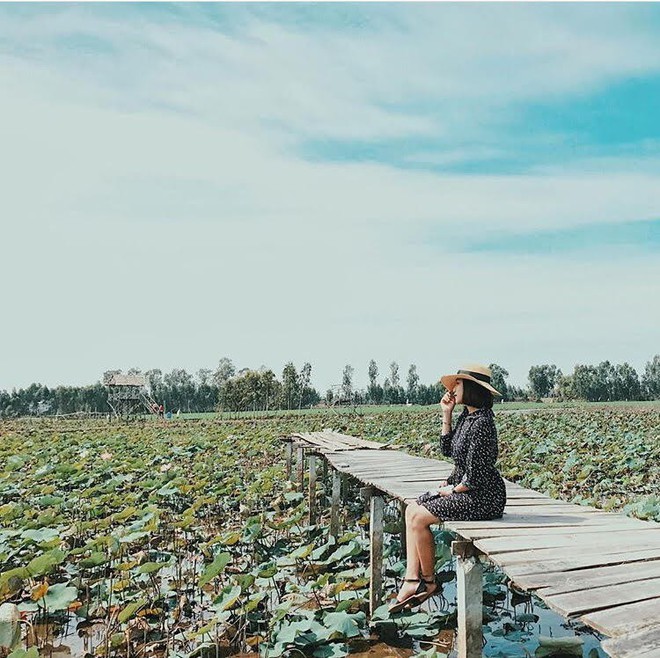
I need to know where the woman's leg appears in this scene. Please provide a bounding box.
[395,502,440,601]
[408,502,440,580]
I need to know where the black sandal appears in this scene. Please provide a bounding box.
[388,578,427,614]
[413,574,439,607]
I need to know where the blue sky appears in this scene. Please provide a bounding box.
[1,3,659,392]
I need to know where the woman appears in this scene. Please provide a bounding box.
[388,364,506,613]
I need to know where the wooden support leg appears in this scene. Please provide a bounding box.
[296,446,304,489]
[369,492,384,616]
[308,455,317,525]
[330,470,342,538]
[320,458,328,506]
[399,499,407,558]
[453,541,483,658]
[341,472,349,503]
[285,442,293,480]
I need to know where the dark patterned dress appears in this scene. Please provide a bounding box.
[417,407,506,520]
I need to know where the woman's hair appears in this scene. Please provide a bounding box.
[462,379,494,409]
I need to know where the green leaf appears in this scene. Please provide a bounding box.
[198,552,231,587]
[137,561,166,574]
[313,643,350,657]
[21,528,59,544]
[7,648,39,658]
[118,598,147,624]
[212,585,241,612]
[326,540,361,564]
[321,611,363,639]
[26,549,67,577]
[290,543,315,560]
[79,552,107,569]
[42,583,78,611]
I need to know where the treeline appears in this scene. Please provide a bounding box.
[525,357,660,402]
[0,355,658,418]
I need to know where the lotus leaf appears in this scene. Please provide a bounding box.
[312,643,350,657]
[7,647,38,658]
[117,598,148,623]
[198,552,231,587]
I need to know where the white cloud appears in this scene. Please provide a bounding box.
[1,4,659,392]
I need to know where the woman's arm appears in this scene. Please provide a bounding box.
[440,390,457,457]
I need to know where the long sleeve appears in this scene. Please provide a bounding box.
[460,417,497,490]
[440,430,454,457]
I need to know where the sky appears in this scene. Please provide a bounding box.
[1,2,659,393]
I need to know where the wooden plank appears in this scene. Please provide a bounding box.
[504,499,576,506]
[492,543,660,568]
[474,529,660,554]
[445,512,628,531]
[602,626,660,658]
[503,549,660,577]
[581,598,660,636]
[454,518,653,540]
[541,577,660,616]
[512,560,660,595]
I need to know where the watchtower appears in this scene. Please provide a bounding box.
[103,372,159,420]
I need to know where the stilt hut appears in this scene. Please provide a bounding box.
[103,372,159,420]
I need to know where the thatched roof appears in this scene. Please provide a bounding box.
[103,373,147,387]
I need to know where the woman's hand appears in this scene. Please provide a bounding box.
[440,390,456,415]
[437,485,454,497]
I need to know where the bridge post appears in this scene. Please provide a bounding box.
[452,541,483,658]
[399,499,407,557]
[330,469,342,537]
[308,454,317,524]
[369,491,384,615]
[284,441,293,480]
[296,446,305,488]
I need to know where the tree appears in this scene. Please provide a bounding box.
[197,368,213,386]
[281,362,299,410]
[572,364,600,401]
[528,364,561,399]
[390,362,400,389]
[642,355,660,400]
[614,363,641,401]
[341,364,354,402]
[368,360,378,388]
[489,363,509,401]
[298,362,313,409]
[213,357,236,387]
[367,360,380,403]
[406,364,419,403]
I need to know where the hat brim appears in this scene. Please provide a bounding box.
[440,373,502,397]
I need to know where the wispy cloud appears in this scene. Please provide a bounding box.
[1,4,659,391]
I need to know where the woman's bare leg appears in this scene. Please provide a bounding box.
[409,502,440,579]
[394,502,440,601]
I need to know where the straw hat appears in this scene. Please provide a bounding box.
[440,363,502,397]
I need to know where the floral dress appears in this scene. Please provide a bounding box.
[417,407,506,521]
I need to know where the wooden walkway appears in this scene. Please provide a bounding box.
[283,432,660,658]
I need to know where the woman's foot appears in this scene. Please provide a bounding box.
[388,578,424,613]
[415,574,439,605]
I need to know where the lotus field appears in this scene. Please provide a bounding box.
[0,406,658,658]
